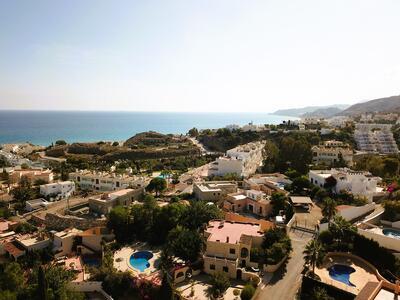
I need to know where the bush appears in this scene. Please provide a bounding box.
[209,272,230,298]
[240,284,255,300]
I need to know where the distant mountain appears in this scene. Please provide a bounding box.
[338,95,400,116]
[301,107,344,118]
[273,104,349,117]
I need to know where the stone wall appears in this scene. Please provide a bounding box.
[45,213,106,231]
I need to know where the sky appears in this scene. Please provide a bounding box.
[0,1,400,113]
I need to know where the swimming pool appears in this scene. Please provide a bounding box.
[383,228,400,240]
[328,264,356,287]
[129,251,153,272]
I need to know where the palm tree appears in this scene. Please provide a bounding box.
[303,240,325,276]
[328,216,356,248]
[321,197,337,222]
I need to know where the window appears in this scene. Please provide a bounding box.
[240,248,249,258]
[229,248,235,254]
[223,266,228,272]
[210,264,215,270]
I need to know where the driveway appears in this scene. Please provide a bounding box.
[255,230,313,300]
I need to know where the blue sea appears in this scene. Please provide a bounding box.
[0,111,297,146]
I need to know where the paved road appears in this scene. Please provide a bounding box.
[255,230,313,300]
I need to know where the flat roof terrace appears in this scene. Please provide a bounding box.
[205,220,263,244]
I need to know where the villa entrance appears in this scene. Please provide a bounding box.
[236,269,242,280]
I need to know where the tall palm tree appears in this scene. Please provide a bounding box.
[303,240,325,276]
[321,197,337,222]
[328,216,356,247]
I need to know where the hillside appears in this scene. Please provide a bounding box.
[339,95,400,116]
[300,107,343,118]
[273,104,349,117]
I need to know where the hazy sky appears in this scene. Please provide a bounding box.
[1,1,399,112]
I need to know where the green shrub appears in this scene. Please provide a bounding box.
[240,284,255,300]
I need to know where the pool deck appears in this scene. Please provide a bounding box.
[113,243,161,276]
[315,254,379,295]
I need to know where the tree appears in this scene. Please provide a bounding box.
[0,262,24,293]
[102,271,135,299]
[321,197,337,222]
[328,216,357,250]
[270,192,287,216]
[262,141,279,173]
[147,177,167,196]
[165,226,203,262]
[287,176,311,194]
[107,206,132,243]
[38,265,48,300]
[188,127,199,137]
[11,176,35,204]
[182,200,222,230]
[303,240,325,276]
[209,272,230,298]
[308,287,334,300]
[55,140,67,146]
[240,284,255,300]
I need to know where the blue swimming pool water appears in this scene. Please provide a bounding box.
[383,228,400,240]
[328,264,356,287]
[129,251,153,272]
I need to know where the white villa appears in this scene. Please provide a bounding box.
[40,181,75,199]
[209,141,266,178]
[309,168,384,202]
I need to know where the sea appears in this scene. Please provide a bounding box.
[0,110,297,146]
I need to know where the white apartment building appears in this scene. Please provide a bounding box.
[209,141,266,178]
[354,123,399,154]
[40,181,75,199]
[326,116,351,128]
[69,170,146,191]
[309,168,383,202]
[312,140,353,166]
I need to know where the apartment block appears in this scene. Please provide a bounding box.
[9,168,54,184]
[311,140,353,166]
[354,123,398,154]
[69,170,146,191]
[209,141,266,178]
[40,181,75,199]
